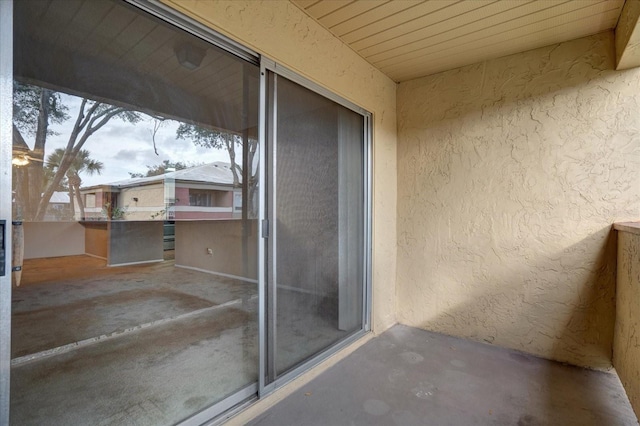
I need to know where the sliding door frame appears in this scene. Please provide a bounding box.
[258,58,372,398]
[2,0,372,424]
[126,0,258,66]
[0,1,13,424]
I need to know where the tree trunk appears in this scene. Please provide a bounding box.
[25,89,52,220]
[76,188,85,220]
[12,126,32,219]
[225,135,240,187]
[67,184,75,220]
[72,176,85,220]
[36,104,123,221]
[12,167,29,220]
[37,153,76,221]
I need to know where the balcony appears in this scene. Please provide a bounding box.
[235,223,640,424]
[245,325,637,425]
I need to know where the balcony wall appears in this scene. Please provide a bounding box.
[174,220,258,282]
[23,221,85,259]
[613,223,640,419]
[397,31,640,369]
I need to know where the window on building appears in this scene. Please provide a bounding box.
[189,190,213,207]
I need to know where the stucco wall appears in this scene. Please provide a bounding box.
[119,184,165,221]
[162,0,398,333]
[175,220,258,281]
[397,31,640,369]
[614,226,640,419]
[23,221,85,259]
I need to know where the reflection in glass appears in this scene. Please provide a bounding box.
[11,0,259,424]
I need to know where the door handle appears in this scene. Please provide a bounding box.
[0,220,5,276]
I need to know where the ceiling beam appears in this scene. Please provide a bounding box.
[616,0,640,70]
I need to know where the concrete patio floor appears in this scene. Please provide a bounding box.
[11,255,259,425]
[16,255,634,425]
[248,325,639,426]
[10,254,351,425]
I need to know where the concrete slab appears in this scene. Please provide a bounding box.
[11,306,257,426]
[12,256,252,313]
[10,255,260,425]
[12,288,216,357]
[10,255,350,425]
[248,325,639,426]
[11,256,256,359]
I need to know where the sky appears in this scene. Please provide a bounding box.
[38,94,234,187]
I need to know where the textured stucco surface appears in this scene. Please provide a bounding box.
[397,31,640,369]
[614,229,640,419]
[175,220,258,280]
[162,0,397,334]
[23,222,84,259]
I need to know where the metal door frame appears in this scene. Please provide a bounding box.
[0,0,14,424]
[258,58,372,398]
[0,1,373,423]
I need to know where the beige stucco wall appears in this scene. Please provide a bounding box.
[23,221,85,259]
[175,220,258,281]
[397,31,640,369]
[162,0,398,333]
[614,226,640,419]
[119,184,165,221]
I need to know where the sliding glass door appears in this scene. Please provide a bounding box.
[8,1,259,424]
[263,70,369,384]
[0,1,370,423]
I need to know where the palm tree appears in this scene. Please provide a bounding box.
[45,148,103,219]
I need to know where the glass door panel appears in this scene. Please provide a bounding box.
[270,75,365,377]
[10,1,259,424]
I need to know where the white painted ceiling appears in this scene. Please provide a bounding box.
[292,0,626,82]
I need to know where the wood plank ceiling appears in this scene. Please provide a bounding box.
[292,0,627,82]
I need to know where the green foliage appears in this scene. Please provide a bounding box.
[176,123,243,186]
[129,160,192,178]
[13,81,69,136]
[46,148,104,182]
[175,123,240,149]
[102,202,127,220]
[12,81,145,220]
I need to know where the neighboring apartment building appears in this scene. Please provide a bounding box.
[80,162,242,221]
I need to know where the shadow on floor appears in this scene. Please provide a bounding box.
[248,324,638,426]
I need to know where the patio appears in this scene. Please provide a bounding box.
[10,255,349,425]
[248,325,637,426]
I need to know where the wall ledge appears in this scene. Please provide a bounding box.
[613,222,640,235]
